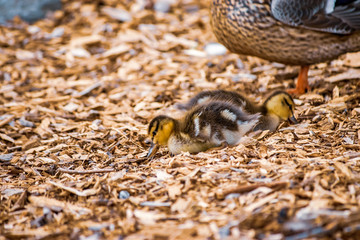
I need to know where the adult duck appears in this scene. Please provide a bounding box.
[210,0,360,94]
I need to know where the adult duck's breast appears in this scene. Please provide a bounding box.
[210,0,275,56]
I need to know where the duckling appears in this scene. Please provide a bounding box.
[177,90,297,132]
[147,101,260,157]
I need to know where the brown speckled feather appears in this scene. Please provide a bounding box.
[210,0,360,65]
[272,0,360,34]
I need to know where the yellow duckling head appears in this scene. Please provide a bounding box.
[147,115,177,158]
[264,91,298,123]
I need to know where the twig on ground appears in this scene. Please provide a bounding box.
[58,168,116,174]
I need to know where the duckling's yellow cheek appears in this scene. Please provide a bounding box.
[275,105,294,121]
[156,121,174,145]
[282,110,292,120]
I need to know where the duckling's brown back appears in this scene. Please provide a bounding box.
[178,90,259,114]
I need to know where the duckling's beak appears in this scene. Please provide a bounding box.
[288,115,298,124]
[147,142,160,158]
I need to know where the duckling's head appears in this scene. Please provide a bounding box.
[147,115,176,158]
[264,91,297,123]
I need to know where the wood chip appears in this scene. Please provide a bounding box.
[325,69,360,83]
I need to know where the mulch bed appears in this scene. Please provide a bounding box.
[1,0,360,239]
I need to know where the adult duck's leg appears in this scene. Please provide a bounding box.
[287,65,310,95]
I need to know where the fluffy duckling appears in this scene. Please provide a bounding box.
[177,90,297,132]
[147,101,260,157]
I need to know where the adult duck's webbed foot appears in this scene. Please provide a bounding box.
[287,65,310,95]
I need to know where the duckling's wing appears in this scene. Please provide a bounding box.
[271,0,360,34]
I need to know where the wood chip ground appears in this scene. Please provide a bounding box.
[1,0,360,239]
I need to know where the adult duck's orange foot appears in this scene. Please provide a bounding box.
[287,66,310,95]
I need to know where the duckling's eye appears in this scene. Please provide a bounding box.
[152,130,157,136]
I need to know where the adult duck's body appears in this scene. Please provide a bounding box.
[210,0,360,94]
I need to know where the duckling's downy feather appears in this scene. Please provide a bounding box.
[182,101,260,145]
[178,90,296,132]
[147,101,260,156]
[177,90,262,114]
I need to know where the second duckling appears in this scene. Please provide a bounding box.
[177,90,297,132]
[147,101,260,157]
